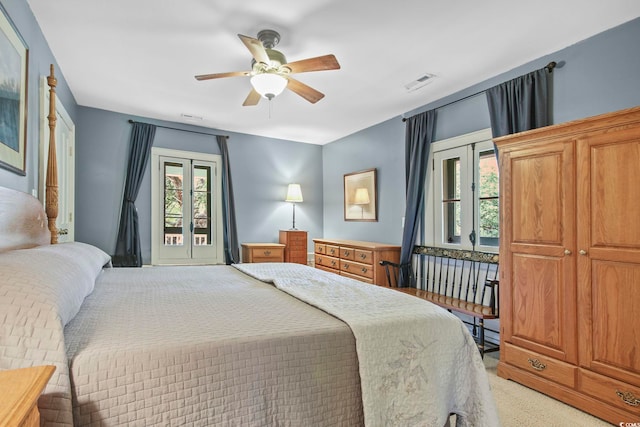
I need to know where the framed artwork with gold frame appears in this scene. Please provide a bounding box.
[344,168,377,221]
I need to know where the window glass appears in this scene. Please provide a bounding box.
[478,150,499,246]
[193,165,212,246]
[164,163,184,246]
[442,157,461,243]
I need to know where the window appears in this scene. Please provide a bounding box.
[151,148,224,265]
[427,129,499,251]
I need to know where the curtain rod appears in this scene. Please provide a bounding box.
[402,61,557,122]
[128,119,229,138]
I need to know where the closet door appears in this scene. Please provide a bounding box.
[500,139,577,363]
[577,128,640,389]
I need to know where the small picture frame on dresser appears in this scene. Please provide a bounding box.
[344,168,377,221]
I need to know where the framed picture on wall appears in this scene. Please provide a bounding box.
[344,168,377,221]
[0,4,29,175]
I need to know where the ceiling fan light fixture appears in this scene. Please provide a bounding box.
[250,73,288,100]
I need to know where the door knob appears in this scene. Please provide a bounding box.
[564,249,572,255]
[579,250,587,255]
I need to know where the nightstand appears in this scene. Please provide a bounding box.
[0,365,55,427]
[279,230,308,264]
[241,243,285,263]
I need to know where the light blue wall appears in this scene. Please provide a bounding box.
[75,107,324,264]
[0,0,77,194]
[323,17,640,245]
[322,118,405,244]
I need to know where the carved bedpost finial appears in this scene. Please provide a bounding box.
[45,64,59,244]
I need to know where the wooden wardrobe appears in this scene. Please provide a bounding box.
[496,106,640,424]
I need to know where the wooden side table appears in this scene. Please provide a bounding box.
[241,243,285,263]
[279,230,308,264]
[0,365,55,427]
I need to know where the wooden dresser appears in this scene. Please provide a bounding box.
[313,238,400,286]
[279,230,308,264]
[241,243,285,263]
[0,365,55,427]
[496,106,640,425]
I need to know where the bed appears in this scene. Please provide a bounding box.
[0,68,498,427]
[0,187,499,426]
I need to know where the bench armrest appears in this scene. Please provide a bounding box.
[484,279,499,316]
[379,260,412,287]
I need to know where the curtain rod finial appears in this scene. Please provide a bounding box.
[546,61,557,72]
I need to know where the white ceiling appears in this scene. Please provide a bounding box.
[27,0,640,145]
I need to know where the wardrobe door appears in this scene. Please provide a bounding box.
[577,127,640,389]
[500,139,577,363]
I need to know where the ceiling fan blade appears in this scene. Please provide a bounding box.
[238,34,270,65]
[286,77,325,104]
[284,54,340,74]
[195,71,250,81]
[242,89,262,106]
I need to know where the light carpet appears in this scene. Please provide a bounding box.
[483,354,613,426]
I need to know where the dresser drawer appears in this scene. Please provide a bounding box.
[503,342,576,388]
[288,238,307,248]
[316,254,340,270]
[354,249,373,264]
[250,247,284,262]
[340,247,356,260]
[341,271,374,284]
[340,260,374,279]
[325,244,340,257]
[579,369,640,415]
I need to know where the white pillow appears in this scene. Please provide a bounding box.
[0,186,50,253]
[0,242,111,325]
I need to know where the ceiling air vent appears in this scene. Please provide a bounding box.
[181,113,203,122]
[404,73,437,92]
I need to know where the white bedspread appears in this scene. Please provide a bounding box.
[234,263,500,427]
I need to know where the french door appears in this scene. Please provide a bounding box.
[151,148,224,265]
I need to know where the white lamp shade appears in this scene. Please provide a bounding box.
[285,184,303,202]
[251,73,288,99]
[353,187,370,204]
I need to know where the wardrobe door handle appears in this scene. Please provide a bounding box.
[579,249,587,255]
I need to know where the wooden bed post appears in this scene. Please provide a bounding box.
[46,64,58,244]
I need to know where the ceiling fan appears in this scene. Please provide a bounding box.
[195,29,340,106]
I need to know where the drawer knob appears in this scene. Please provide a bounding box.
[616,390,640,407]
[359,254,366,259]
[361,267,368,273]
[343,264,349,270]
[344,250,350,256]
[264,250,271,256]
[527,358,546,371]
[331,261,336,267]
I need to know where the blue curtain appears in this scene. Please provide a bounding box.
[112,123,156,267]
[399,109,436,286]
[216,135,239,264]
[486,67,551,138]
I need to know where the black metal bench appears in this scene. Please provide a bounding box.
[380,246,499,357]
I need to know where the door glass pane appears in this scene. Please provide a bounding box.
[442,157,461,243]
[164,163,184,246]
[479,149,499,246]
[193,165,212,246]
